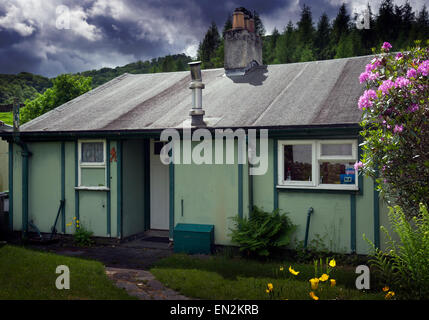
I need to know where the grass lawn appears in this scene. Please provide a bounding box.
[0,112,12,125]
[151,254,384,300]
[0,245,135,300]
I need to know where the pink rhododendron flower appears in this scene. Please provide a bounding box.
[393,124,404,133]
[394,76,410,88]
[417,60,429,76]
[378,79,394,95]
[354,161,364,170]
[381,42,392,51]
[358,89,377,110]
[406,68,417,79]
[365,60,381,73]
[395,52,403,60]
[359,71,369,83]
[368,72,379,81]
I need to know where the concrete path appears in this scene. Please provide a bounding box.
[24,236,191,300]
[106,267,190,300]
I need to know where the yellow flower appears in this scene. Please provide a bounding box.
[319,273,329,282]
[265,289,270,293]
[329,259,336,268]
[76,220,80,224]
[385,291,395,300]
[382,286,389,292]
[309,278,319,290]
[267,283,273,292]
[309,291,319,300]
[330,279,336,287]
[66,222,73,227]
[289,266,300,276]
[280,266,284,271]
[73,217,76,220]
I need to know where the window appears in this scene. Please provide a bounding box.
[81,142,104,164]
[278,140,358,190]
[78,140,107,188]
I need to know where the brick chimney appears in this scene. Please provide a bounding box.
[224,7,262,76]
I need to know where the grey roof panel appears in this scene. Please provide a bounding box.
[21,55,371,132]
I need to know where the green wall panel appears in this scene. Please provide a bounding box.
[122,139,145,237]
[80,167,105,187]
[355,176,375,254]
[174,140,241,245]
[12,143,22,231]
[252,139,274,212]
[109,141,118,237]
[28,142,61,233]
[64,142,76,234]
[78,190,107,236]
[278,192,351,253]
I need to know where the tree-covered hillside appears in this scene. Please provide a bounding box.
[0,54,192,104]
[78,53,192,87]
[0,72,52,105]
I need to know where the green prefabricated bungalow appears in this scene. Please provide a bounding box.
[0,53,390,255]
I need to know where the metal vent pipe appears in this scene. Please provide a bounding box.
[188,61,206,127]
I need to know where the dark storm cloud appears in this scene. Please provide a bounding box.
[0,0,424,77]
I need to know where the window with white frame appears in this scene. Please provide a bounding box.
[78,140,107,188]
[278,140,358,190]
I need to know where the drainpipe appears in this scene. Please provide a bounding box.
[12,100,32,239]
[303,207,314,249]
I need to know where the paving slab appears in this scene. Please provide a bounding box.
[105,267,190,300]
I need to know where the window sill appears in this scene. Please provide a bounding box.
[75,186,110,191]
[276,185,359,194]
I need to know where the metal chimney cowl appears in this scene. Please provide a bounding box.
[188,61,206,127]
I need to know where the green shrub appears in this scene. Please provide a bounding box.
[365,203,429,299]
[229,206,296,258]
[73,226,94,247]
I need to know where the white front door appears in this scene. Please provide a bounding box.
[150,140,170,230]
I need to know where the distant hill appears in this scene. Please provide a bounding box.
[0,53,193,104]
[78,53,192,87]
[0,72,52,105]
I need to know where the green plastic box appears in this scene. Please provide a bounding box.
[173,223,214,254]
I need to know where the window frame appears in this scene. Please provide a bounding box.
[78,139,107,188]
[277,139,358,191]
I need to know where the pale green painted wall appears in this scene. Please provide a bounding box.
[174,140,245,245]
[122,139,145,237]
[109,140,118,237]
[0,140,8,192]
[12,143,22,231]
[64,142,76,233]
[10,140,118,238]
[173,137,388,254]
[27,142,62,233]
[356,176,376,253]
[8,135,390,254]
[80,167,105,186]
[78,190,107,236]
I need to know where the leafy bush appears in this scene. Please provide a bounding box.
[365,203,429,299]
[73,226,94,247]
[21,74,92,123]
[357,41,429,218]
[66,217,94,247]
[229,206,296,258]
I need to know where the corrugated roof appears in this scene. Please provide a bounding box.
[20,55,371,132]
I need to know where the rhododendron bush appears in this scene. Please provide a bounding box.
[358,41,429,218]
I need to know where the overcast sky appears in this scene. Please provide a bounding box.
[0,0,426,77]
